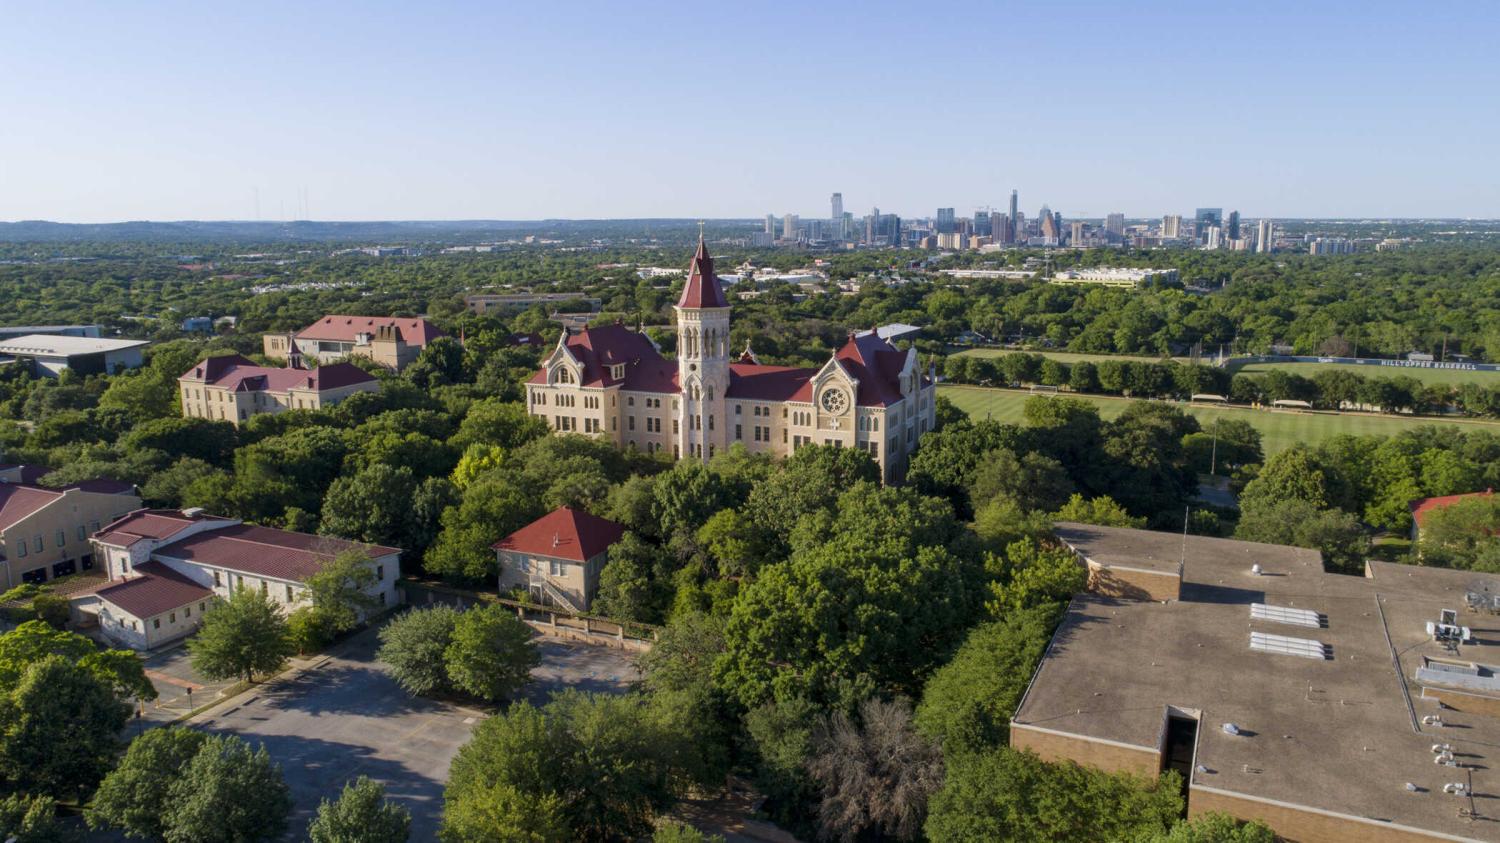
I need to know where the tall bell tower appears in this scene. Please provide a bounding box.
[674,232,730,460]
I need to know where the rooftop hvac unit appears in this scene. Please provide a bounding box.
[1444,782,1468,796]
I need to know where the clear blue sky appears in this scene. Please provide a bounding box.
[3,1,1496,222]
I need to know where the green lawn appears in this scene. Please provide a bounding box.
[953,348,1195,365]
[1225,360,1500,386]
[939,385,1500,454]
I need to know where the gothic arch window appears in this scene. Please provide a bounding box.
[553,366,574,385]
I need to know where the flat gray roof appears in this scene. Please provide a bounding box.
[1054,521,1319,576]
[0,335,150,357]
[1016,526,1500,841]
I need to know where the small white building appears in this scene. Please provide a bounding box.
[84,508,401,651]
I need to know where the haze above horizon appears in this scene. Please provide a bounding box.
[3,1,1496,223]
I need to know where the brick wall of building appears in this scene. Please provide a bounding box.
[1010,723,1162,779]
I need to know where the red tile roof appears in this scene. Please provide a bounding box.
[155,524,399,582]
[295,316,444,347]
[836,332,918,407]
[492,507,625,563]
[1411,489,1495,528]
[0,485,62,532]
[528,324,681,393]
[179,357,376,394]
[94,508,235,548]
[727,363,814,402]
[676,237,728,309]
[96,562,213,619]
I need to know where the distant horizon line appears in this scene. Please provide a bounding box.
[5,216,1499,226]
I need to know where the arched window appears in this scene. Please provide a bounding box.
[553,367,574,384]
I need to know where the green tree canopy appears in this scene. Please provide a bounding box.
[188,587,295,683]
[88,727,209,839]
[309,776,411,843]
[161,735,292,843]
[444,604,540,702]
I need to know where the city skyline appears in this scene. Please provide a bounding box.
[3,1,1498,222]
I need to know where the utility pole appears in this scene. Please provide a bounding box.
[1210,419,1219,477]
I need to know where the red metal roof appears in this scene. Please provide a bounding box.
[676,237,728,309]
[155,524,399,582]
[95,562,213,619]
[1410,489,1495,528]
[95,508,238,548]
[0,485,62,532]
[179,357,376,394]
[492,506,625,563]
[295,315,444,347]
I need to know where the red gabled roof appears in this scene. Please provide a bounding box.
[295,315,445,347]
[96,561,213,620]
[155,524,399,583]
[94,508,236,548]
[492,506,625,563]
[179,357,376,394]
[835,331,916,407]
[1411,489,1495,528]
[0,485,62,532]
[676,237,728,309]
[527,324,680,394]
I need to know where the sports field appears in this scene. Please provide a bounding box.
[1225,360,1500,386]
[954,348,1193,365]
[939,385,1500,454]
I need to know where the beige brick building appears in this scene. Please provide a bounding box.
[493,506,625,612]
[178,355,378,427]
[262,315,443,371]
[0,469,140,587]
[525,239,936,481]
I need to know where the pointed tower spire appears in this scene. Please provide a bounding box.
[678,233,728,309]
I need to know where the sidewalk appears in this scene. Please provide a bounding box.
[125,643,324,737]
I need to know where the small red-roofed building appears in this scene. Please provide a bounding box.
[85,507,401,650]
[178,354,378,427]
[1410,488,1496,541]
[492,507,625,612]
[263,315,444,371]
[525,236,937,482]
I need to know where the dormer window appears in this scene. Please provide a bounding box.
[610,364,625,380]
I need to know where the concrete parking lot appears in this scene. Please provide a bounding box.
[126,644,245,736]
[190,623,639,839]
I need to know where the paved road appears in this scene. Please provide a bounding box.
[191,625,638,840]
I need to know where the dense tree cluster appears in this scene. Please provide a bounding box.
[378,603,539,702]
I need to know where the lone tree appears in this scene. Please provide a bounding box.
[304,547,380,633]
[188,587,294,683]
[309,776,410,843]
